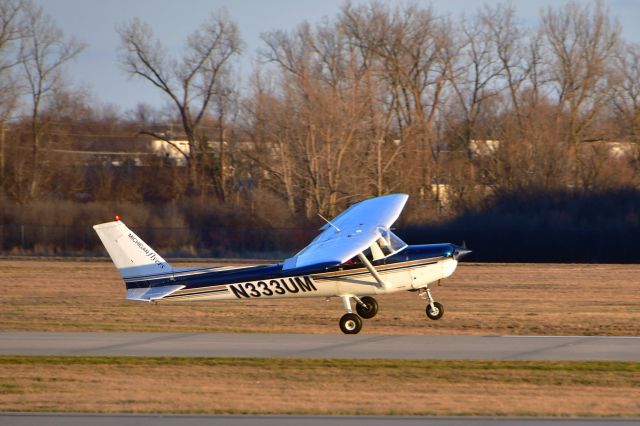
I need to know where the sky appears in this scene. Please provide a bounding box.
[33,0,640,114]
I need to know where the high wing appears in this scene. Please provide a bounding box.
[282,193,409,271]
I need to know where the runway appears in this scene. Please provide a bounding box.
[1,414,639,426]
[1,332,639,360]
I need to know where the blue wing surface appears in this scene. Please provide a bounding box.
[282,193,409,271]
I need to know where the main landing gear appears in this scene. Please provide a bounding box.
[337,286,443,334]
[339,313,362,334]
[339,295,378,334]
[420,285,444,320]
[355,296,378,319]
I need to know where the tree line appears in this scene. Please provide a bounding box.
[1,0,640,259]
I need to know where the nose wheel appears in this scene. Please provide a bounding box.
[426,301,444,320]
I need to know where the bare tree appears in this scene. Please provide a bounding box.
[341,1,453,209]
[19,1,84,200]
[449,8,507,156]
[261,19,372,217]
[612,43,640,144]
[210,71,239,202]
[540,0,621,186]
[242,70,298,214]
[479,3,538,127]
[0,0,23,185]
[607,42,640,181]
[117,10,242,196]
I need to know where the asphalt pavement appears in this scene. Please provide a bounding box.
[1,332,639,360]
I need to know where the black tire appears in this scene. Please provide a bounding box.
[339,313,363,334]
[355,296,379,319]
[426,301,444,320]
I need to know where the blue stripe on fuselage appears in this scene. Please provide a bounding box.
[124,243,457,291]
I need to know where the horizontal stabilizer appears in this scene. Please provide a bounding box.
[126,285,185,301]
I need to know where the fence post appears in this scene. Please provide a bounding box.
[20,224,25,249]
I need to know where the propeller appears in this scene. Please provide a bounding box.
[453,242,472,260]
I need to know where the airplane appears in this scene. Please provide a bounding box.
[93,193,470,334]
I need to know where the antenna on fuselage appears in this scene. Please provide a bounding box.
[318,213,341,232]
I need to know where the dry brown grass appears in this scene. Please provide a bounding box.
[1,356,639,416]
[0,260,639,335]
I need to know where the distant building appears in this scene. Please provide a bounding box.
[469,139,500,157]
[431,183,451,206]
[469,138,636,160]
[149,139,273,167]
[580,139,636,159]
[150,140,190,166]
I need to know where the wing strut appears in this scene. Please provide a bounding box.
[357,253,389,289]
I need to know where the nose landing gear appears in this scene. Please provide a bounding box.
[420,286,444,320]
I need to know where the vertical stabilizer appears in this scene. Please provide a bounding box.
[93,220,172,279]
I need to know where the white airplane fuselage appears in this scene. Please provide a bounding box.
[140,244,461,303]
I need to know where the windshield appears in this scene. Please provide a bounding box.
[376,227,407,257]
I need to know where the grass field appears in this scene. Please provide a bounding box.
[1,260,639,417]
[1,356,639,416]
[0,260,638,335]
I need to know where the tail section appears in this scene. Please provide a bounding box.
[94,220,185,302]
[93,219,173,280]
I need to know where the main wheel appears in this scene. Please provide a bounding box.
[355,296,379,319]
[426,301,444,320]
[339,313,363,334]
